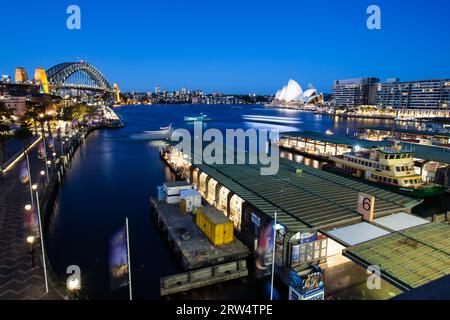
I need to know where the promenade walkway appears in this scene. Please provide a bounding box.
[0,133,72,300]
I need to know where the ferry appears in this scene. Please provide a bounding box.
[184,113,212,122]
[130,124,173,141]
[324,142,445,198]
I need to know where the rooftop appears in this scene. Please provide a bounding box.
[281,131,450,164]
[281,131,389,150]
[194,156,420,231]
[344,222,450,290]
[362,126,450,138]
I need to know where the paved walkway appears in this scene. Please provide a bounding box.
[0,135,68,300]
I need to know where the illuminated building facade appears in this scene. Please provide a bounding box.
[33,67,49,94]
[15,67,28,83]
[370,79,450,110]
[332,78,380,107]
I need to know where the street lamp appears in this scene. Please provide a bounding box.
[25,204,32,211]
[67,278,80,300]
[26,235,36,268]
[40,170,46,190]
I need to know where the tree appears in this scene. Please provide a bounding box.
[61,103,95,122]
[0,101,13,165]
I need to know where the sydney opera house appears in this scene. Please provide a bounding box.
[273,79,324,107]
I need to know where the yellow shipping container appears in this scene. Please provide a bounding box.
[195,207,234,246]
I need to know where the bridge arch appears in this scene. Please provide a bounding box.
[46,62,113,92]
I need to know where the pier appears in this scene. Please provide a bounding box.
[159,143,440,295]
[151,198,249,296]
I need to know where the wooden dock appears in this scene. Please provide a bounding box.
[151,198,250,296]
[151,198,249,270]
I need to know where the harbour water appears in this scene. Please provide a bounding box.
[45,104,437,299]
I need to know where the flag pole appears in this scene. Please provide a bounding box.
[125,217,133,300]
[25,151,34,207]
[41,126,49,183]
[270,210,277,301]
[35,190,49,293]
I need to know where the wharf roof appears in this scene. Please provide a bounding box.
[280,131,389,149]
[193,156,420,231]
[361,126,450,138]
[344,222,450,290]
[281,131,450,164]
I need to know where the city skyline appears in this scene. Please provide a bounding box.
[1,1,450,94]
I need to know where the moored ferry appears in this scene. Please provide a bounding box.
[325,142,445,198]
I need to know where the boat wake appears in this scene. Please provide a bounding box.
[242,115,303,125]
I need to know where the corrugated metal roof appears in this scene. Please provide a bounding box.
[281,131,389,149]
[194,156,420,230]
[281,131,450,164]
[361,126,450,138]
[344,223,450,290]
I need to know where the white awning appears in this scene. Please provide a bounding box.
[374,212,429,232]
[327,222,391,246]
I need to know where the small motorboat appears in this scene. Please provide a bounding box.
[184,113,212,122]
[130,124,173,140]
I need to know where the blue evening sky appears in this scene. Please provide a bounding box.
[1,0,449,94]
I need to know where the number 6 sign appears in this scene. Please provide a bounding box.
[357,193,375,222]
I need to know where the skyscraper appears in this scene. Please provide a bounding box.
[15,67,28,83]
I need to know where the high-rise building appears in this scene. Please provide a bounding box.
[15,67,28,83]
[332,77,379,107]
[370,79,450,110]
[155,86,161,94]
[1,75,11,83]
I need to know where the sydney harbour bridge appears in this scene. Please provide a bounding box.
[46,62,113,93]
[29,61,120,103]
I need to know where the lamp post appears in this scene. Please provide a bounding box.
[270,210,278,301]
[40,119,49,183]
[27,235,36,268]
[67,278,80,300]
[52,152,57,166]
[40,170,45,190]
[25,150,34,208]
[32,184,49,294]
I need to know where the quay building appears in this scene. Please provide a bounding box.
[161,143,450,298]
[332,77,450,118]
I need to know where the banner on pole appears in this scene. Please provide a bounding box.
[19,160,29,184]
[109,226,129,290]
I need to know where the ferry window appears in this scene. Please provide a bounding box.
[396,155,400,159]
[393,179,398,185]
[387,178,392,183]
[386,166,390,171]
[390,155,395,159]
[396,167,401,171]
